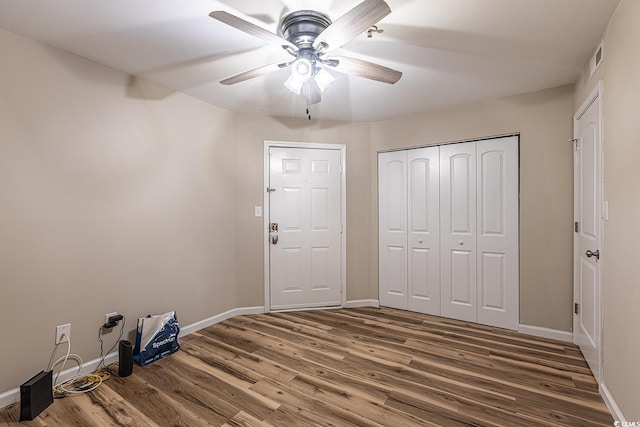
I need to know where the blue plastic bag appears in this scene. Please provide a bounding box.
[133,311,180,366]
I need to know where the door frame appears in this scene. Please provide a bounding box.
[263,141,347,312]
[573,80,604,383]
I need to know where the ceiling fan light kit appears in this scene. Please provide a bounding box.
[210,0,402,116]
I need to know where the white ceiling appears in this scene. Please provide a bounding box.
[0,0,620,121]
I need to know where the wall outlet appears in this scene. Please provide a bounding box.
[105,312,118,324]
[56,324,71,344]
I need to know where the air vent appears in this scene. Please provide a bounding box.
[590,41,604,78]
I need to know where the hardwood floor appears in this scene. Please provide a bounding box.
[0,307,613,426]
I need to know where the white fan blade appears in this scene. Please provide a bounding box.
[328,56,401,84]
[312,0,391,51]
[210,11,298,52]
[221,62,290,85]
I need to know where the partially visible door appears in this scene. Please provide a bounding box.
[574,83,603,382]
[378,150,408,309]
[440,143,477,322]
[269,147,342,310]
[407,147,440,315]
[476,137,519,330]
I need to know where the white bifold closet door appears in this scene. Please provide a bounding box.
[378,150,408,310]
[379,136,519,330]
[440,142,477,322]
[407,147,441,314]
[475,138,519,329]
[379,146,440,315]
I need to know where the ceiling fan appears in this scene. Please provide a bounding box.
[209,0,402,108]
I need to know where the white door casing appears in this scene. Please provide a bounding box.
[440,142,478,322]
[266,143,345,311]
[476,137,519,329]
[407,147,441,315]
[378,150,408,309]
[573,82,603,383]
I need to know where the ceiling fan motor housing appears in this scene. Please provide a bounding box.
[281,10,332,49]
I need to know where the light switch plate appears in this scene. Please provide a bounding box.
[255,206,262,217]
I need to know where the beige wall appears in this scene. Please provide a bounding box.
[574,0,640,419]
[234,115,372,306]
[370,85,576,331]
[0,29,237,392]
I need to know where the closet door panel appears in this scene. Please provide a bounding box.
[407,147,440,315]
[440,143,477,322]
[477,137,519,329]
[378,151,408,309]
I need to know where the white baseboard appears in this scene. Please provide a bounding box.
[344,299,380,308]
[179,306,265,337]
[600,383,627,422]
[518,324,573,342]
[0,306,266,410]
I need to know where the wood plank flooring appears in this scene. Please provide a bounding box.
[0,307,613,426]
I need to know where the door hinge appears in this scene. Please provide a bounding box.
[574,221,579,233]
[574,302,579,315]
[266,187,276,193]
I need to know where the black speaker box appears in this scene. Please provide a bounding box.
[20,370,53,421]
[118,340,133,377]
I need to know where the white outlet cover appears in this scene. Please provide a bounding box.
[56,324,71,344]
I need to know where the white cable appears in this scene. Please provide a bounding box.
[49,334,98,396]
[52,334,72,388]
[47,320,124,397]
[51,354,83,388]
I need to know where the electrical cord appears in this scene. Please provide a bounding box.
[97,315,125,371]
[47,315,126,398]
[48,334,89,397]
[49,334,73,387]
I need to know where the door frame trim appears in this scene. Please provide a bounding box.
[263,141,347,312]
[572,80,604,383]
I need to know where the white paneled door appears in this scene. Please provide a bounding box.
[440,143,478,322]
[573,84,603,382]
[268,147,342,310]
[476,137,519,329]
[407,147,441,314]
[378,150,408,309]
[379,147,441,313]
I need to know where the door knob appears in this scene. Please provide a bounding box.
[270,235,279,245]
[585,249,600,260]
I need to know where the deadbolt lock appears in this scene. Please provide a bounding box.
[269,222,279,233]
